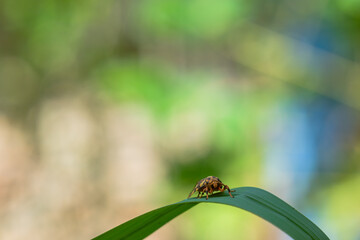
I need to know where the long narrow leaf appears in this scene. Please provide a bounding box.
[93,187,329,240]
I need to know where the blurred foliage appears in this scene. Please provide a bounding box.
[138,0,247,38]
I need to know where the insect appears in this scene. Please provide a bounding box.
[188,176,235,200]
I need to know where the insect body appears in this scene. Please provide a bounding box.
[188,176,235,200]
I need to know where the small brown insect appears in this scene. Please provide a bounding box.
[188,176,235,200]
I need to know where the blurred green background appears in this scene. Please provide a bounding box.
[1,0,360,239]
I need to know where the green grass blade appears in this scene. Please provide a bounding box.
[93,187,329,240]
[93,203,198,240]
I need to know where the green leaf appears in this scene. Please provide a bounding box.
[93,187,329,240]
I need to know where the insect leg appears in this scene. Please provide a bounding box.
[224,185,234,198]
[198,191,204,199]
[188,189,196,199]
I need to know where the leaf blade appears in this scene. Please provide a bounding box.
[93,187,329,240]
